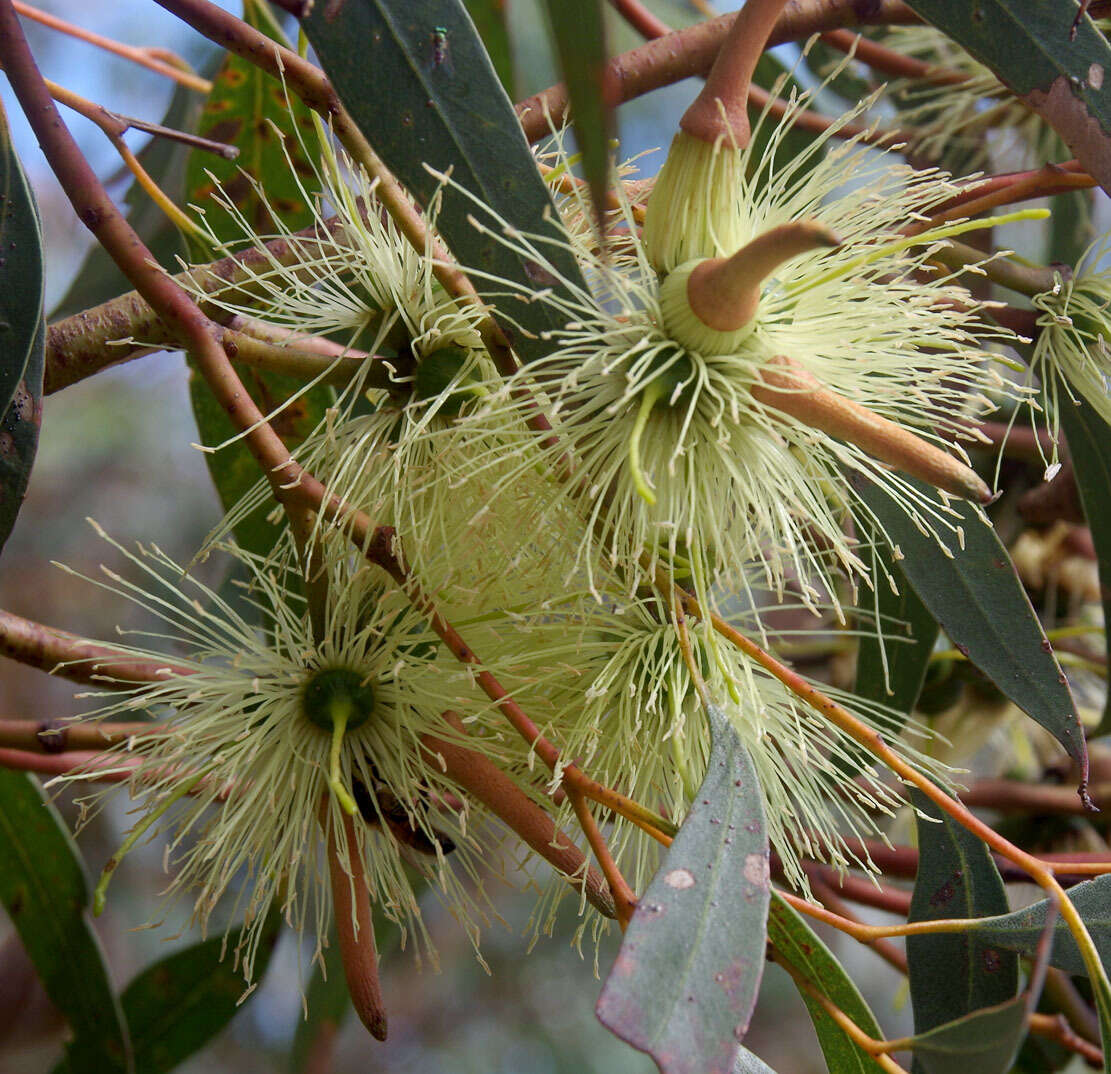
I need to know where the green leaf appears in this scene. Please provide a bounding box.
[900,0,1111,199]
[0,316,43,554]
[854,476,1088,780]
[48,60,215,321]
[767,893,885,1073]
[184,0,331,559]
[462,0,515,95]
[596,704,770,1074]
[1057,387,1111,735]
[290,933,348,1072]
[0,97,44,417]
[542,0,612,232]
[908,994,1028,1074]
[120,913,281,1074]
[0,771,131,1073]
[967,874,1111,978]
[906,790,1018,1055]
[299,0,590,366]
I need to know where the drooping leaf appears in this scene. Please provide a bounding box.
[906,790,1018,1057]
[854,476,1088,779]
[184,0,332,559]
[462,0,515,94]
[541,0,613,232]
[299,0,590,366]
[1057,387,1111,735]
[0,96,44,415]
[119,912,281,1074]
[49,56,216,320]
[596,704,770,1074]
[967,874,1111,978]
[900,0,1111,199]
[0,316,43,554]
[908,994,1028,1074]
[767,893,885,1073]
[0,771,131,1073]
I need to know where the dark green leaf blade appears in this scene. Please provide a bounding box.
[183,0,330,559]
[0,771,131,1073]
[463,0,515,95]
[909,995,1028,1074]
[0,315,43,553]
[905,790,1018,1058]
[1058,387,1111,735]
[0,98,44,417]
[121,913,281,1074]
[767,893,885,1073]
[596,704,770,1074]
[299,0,589,366]
[900,0,1111,199]
[854,476,1088,778]
[542,0,612,232]
[968,874,1111,977]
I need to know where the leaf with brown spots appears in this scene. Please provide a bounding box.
[906,790,1018,1071]
[183,0,332,559]
[596,704,770,1074]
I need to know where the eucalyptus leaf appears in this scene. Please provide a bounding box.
[767,893,884,1073]
[854,476,1088,781]
[905,791,1018,1064]
[0,771,131,1073]
[901,0,1111,199]
[541,0,613,233]
[596,704,770,1074]
[299,0,590,366]
[908,994,1028,1074]
[0,316,43,554]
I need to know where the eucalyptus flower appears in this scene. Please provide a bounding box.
[440,87,1020,618]
[56,526,524,985]
[1031,242,1111,456]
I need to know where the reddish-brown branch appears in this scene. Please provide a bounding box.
[607,0,671,39]
[807,873,908,973]
[0,608,188,685]
[0,718,154,753]
[820,28,969,85]
[516,0,920,142]
[567,787,637,928]
[0,747,134,781]
[802,863,912,917]
[420,715,616,918]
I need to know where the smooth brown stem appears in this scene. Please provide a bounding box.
[0,748,133,780]
[681,0,791,144]
[322,808,387,1041]
[807,874,908,973]
[419,716,616,919]
[751,354,993,503]
[516,0,919,142]
[686,222,839,331]
[0,608,189,685]
[801,862,912,916]
[747,83,908,148]
[820,28,969,85]
[567,788,637,928]
[961,777,1108,815]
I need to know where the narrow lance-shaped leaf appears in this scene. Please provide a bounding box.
[596,704,770,1074]
[905,790,1018,1066]
[767,893,885,1073]
[854,476,1089,789]
[900,0,1111,199]
[184,0,333,560]
[541,0,613,232]
[1056,386,1111,735]
[116,912,282,1074]
[299,0,590,366]
[0,771,132,1074]
[0,316,43,555]
[462,0,515,95]
[908,995,1029,1074]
